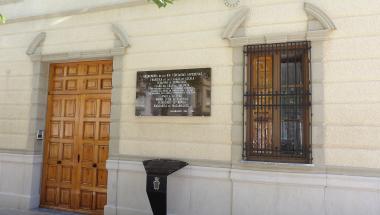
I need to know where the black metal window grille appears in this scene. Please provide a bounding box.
[243,41,312,163]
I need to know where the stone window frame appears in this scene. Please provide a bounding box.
[243,41,312,164]
[223,3,336,166]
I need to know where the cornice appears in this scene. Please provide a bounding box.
[0,0,22,6]
[3,0,147,25]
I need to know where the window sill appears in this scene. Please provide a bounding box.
[232,159,321,174]
[241,160,315,167]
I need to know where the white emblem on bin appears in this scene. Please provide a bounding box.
[153,177,160,191]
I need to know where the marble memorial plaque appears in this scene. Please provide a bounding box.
[135,68,211,116]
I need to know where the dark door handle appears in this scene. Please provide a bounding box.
[57,160,62,164]
[92,163,97,168]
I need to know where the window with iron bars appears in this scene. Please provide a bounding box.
[243,41,312,163]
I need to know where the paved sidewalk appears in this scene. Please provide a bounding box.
[0,208,82,215]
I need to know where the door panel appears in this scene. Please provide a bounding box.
[78,94,110,212]
[41,95,80,209]
[49,61,113,95]
[41,60,112,214]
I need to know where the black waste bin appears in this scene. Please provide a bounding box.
[143,159,188,215]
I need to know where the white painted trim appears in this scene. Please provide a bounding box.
[222,6,250,39]
[26,32,46,56]
[304,2,336,31]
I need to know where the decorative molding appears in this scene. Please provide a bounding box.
[111,24,130,48]
[304,2,336,31]
[222,6,250,39]
[26,32,46,56]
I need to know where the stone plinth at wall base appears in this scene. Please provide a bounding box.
[105,205,162,215]
[0,193,40,210]
[105,160,232,215]
[106,159,380,215]
[2,154,379,214]
[0,153,42,210]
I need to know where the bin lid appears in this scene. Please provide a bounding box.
[143,159,188,176]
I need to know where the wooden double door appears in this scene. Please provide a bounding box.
[41,60,113,214]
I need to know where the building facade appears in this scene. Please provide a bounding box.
[1,0,380,214]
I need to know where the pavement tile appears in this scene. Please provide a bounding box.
[0,208,83,215]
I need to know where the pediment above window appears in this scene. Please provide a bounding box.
[304,2,336,31]
[222,6,250,40]
[222,2,336,46]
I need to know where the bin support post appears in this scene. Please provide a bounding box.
[143,159,188,215]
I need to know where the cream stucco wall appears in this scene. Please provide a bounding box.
[1,0,380,169]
